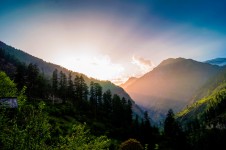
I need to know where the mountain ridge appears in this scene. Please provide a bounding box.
[120,77,138,89]
[204,58,226,66]
[123,57,221,122]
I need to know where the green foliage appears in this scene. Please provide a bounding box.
[0,72,112,150]
[119,138,143,150]
[0,71,17,97]
[177,80,226,150]
[58,123,111,150]
[1,103,51,150]
[177,81,226,116]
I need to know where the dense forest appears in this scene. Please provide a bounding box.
[1,45,226,150]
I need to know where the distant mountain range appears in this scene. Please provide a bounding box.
[204,58,226,66]
[0,41,144,118]
[122,57,222,122]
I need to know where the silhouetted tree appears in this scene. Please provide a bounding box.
[14,63,27,90]
[163,109,188,150]
[73,75,88,109]
[102,89,112,119]
[27,63,40,98]
[67,71,74,99]
[59,71,67,102]
[52,69,58,96]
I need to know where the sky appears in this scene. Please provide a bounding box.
[1,0,226,84]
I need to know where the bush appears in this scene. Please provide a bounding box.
[119,138,143,150]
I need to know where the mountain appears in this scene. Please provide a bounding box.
[0,41,143,117]
[177,79,226,128]
[123,58,221,122]
[120,77,138,89]
[204,58,226,66]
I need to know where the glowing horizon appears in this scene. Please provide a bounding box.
[1,0,226,84]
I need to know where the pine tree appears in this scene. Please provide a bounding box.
[14,63,27,90]
[163,109,187,150]
[103,89,112,119]
[52,69,58,96]
[67,71,74,100]
[52,69,58,104]
[89,82,102,118]
[27,63,40,98]
[94,82,102,117]
[126,100,133,125]
[141,111,153,148]
[73,75,88,109]
[164,109,178,138]
[112,94,123,126]
[59,71,67,102]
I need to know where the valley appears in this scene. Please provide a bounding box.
[1,41,226,149]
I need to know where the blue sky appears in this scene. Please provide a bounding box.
[0,0,226,84]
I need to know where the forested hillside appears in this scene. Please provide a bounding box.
[0,42,160,149]
[0,41,143,118]
[177,68,226,150]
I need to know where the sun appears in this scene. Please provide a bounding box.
[54,51,124,83]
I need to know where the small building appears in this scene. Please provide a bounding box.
[0,97,18,108]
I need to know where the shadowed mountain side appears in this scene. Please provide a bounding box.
[124,58,221,122]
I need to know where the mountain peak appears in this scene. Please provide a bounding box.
[158,57,194,67]
[204,58,226,66]
[124,57,221,122]
[120,77,138,89]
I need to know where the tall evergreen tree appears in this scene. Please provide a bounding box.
[163,109,187,150]
[89,81,96,118]
[112,94,123,126]
[103,89,112,119]
[59,71,67,101]
[14,63,27,90]
[52,69,58,96]
[27,63,40,98]
[94,82,102,115]
[89,82,102,118]
[67,71,74,99]
[140,111,153,149]
[164,109,178,138]
[73,75,88,108]
[126,100,133,125]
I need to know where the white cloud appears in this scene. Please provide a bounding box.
[132,55,155,74]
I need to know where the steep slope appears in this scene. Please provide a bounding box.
[188,65,226,104]
[120,77,138,89]
[124,58,221,121]
[0,41,143,117]
[177,81,226,128]
[204,58,226,66]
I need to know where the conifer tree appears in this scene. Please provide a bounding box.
[52,69,58,96]
[67,72,74,99]
[59,71,67,101]
[163,109,187,150]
